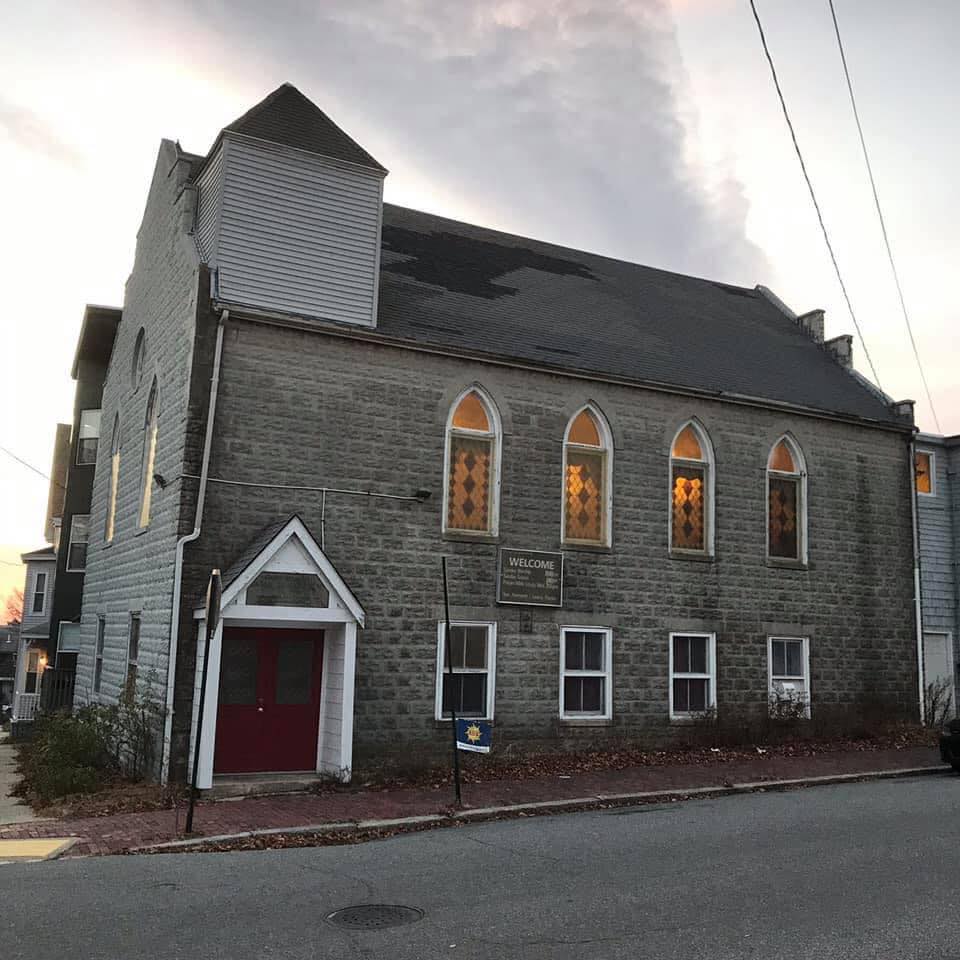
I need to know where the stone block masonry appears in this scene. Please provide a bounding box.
[75,142,207,773]
[176,316,918,773]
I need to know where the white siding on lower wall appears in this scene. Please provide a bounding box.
[318,626,348,778]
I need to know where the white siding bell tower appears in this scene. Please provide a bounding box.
[193,83,387,328]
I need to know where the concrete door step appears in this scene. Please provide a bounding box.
[208,773,325,800]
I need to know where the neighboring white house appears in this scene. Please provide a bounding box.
[11,547,56,729]
[915,432,960,719]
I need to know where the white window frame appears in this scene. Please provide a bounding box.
[668,419,715,557]
[767,635,811,718]
[765,434,808,564]
[126,612,141,692]
[434,621,497,721]
[559,626,613,720]
[94,616,106,695]
[66,514,90,572]
[561,405,614,548]
[915,449,936,498]
[668,632,717,720]
[442,386,502,537]
[31,571,48,615]
[76,408,101,466]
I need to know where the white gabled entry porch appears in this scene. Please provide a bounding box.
[189,516,364,790]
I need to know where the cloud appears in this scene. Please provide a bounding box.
[143,0,769,283]
[0,97,86,170]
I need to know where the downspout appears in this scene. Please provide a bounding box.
[160,311,227,783]
[909,433,926,724]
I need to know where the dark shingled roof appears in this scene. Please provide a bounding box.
[376,204,901,425]
[223,84,386,173]
[218,515,296,594]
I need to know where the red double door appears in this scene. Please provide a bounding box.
[214,627,324,775]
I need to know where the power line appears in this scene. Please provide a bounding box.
[0,445,50,481]
[746,0,882,389]
[0,445,66,491]
[827,0,941,432]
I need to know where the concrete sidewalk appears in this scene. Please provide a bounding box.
[0,732,35,826]
[0,744,949,858]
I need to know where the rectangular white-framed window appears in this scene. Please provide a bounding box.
[94,616,106,695]
[31,571,47,615]
[559,626,613,720]
[669,632,717,719]
[915,450,936,497]
[66,515,90,572]
[434,621,496,720]
[25,650,41,694]
[767,636,811,718]
[126,613,141,693]
[76,409,102,465]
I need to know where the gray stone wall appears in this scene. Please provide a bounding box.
[177,318,919,771]
[75,141,204,751]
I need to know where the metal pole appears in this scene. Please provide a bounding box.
[441,557,462,806]
[185,569,221,834]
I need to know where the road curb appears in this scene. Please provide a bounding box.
[133,763,950,854]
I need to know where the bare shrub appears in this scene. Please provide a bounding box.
[925,677,954,729]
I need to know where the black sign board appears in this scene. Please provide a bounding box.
[497,549,563,607]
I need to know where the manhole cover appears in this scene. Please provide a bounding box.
[326,905,424,931]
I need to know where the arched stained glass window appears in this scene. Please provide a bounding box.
[563,406,611,546]
[670,422,714,554]
[105,415,121,543]
[444,388,500,535]
[767,436,806,561]
[139,379,159,528]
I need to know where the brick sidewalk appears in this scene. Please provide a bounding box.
[0,745,946,858]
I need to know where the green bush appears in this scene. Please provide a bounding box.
[16,680,165,803]
[17,710,118,802]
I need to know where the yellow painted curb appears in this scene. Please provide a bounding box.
[0,838,77,862]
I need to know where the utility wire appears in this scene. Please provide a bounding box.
[0,445,66,491]
[827,0,941,432]
[747,0,882,389]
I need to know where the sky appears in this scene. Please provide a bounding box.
[1,0,957,604]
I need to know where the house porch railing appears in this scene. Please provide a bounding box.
[12,692,40,723]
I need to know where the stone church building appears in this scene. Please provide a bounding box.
[71,84,922,786]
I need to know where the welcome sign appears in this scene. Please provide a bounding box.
[497,548,564,607]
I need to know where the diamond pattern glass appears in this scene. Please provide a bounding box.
[447,435,492,531]
[768,476,799,559]
[671,465,705,550]
[565,449,604,543]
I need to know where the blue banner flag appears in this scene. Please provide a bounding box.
[456,718,492,754]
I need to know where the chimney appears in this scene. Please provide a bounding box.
[797,309,824,343]
[891,399,915,424]
[825,334,853,368]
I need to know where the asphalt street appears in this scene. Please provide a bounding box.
[3,774,959,960]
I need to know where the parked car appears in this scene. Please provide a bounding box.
[940,719,960,771]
